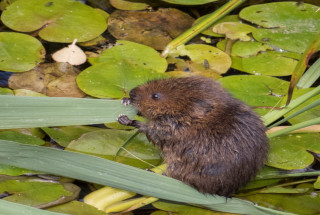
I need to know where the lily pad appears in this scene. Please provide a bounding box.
[47,200,108,215]
[66,129,161,169]
[0,131,45,146]
[77,40,167,98]
[212,22,256,41]
[108,8,194,50]
[267,133,320,170]
[280,88,320,125]
[153,201,219,214]
[217,40,300,76]
[239,2,320,53]
[42,126,103,147]
[110,0,150,10]
[218,75,289,115]
[1,0,107,43]
[0,165,38,177]
[244,191,320,214]
[0,87,13,95]
[0,32,45,72]
[161,0,217,5]
[0,177,79,207]
[169,44,231,77]
[9,62,85,97]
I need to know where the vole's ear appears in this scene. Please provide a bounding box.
[189,97,214,118]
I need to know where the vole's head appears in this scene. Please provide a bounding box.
[127,76,228,120]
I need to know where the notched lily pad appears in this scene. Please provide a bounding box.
[9,62,85,97]
[0,32,45,72]
[66,129,161,169]
[77,40,167,99]
[267,133,320,170]
[108,8,194,50]
[168,44,231,78]
[217,40,300,76]
[218,75,289,115]
[1,0,107,42]
[0,176,79,207]
[239,2,320,53]
[212,22,255,41]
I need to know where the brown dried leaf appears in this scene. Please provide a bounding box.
[108,8,194,50]
[8,63,85,98]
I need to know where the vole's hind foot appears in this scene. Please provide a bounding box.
[117,114,133,126]
[121,97,131,106]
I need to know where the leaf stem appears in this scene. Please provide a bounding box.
[161,0,247,57]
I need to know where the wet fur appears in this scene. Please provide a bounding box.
[118,76,269,197]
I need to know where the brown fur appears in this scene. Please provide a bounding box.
[118,76,269,197]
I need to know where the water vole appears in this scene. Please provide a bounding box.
[118,76,269,197]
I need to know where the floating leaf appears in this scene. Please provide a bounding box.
[52,39,87,65]
[0,131,45,146]
[0,32,45,72]
[77,40,167,98]
[9,63,85,97]
[169,44,231,77]
[217,40,300,76]
[108,8,194,50]
[245,191,320,214]
[42,126,103,147]
[212,22,255,41]
[280,88,320,125]
[66,129,161,169]
[153,201,220,214]
[267,133,320,170]
[0,87,13,95]
[47,200,108,215]
[218,75,289,115]
[239,2,320,53]
[1,0,107,43]
[109,0,150,10]
[160,0,218,5]
[0,177,79,207]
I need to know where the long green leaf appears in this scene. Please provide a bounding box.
[0,200,66,215]
[297,57,320,88]
[0,140,292,215]
[0,96,136,129]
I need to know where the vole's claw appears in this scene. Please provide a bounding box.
[121,97,131,106]
[117,114,132,126]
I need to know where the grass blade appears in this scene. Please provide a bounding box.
[297,57,320,88]
[0,140,291,215]
[0,200,66,215]
[0,96,136,129]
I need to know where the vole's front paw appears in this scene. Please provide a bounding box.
[117,114,133,126]
[121,97,131,106]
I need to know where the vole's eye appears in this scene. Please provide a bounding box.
[152,93,160,100]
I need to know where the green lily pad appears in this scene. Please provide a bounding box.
[1,0,107,43]
[0,177,79,207]
[244,191,320,214]
[217,40,300,76]
[0,87,13,95]
[239,2,320,53]
[169,44,231,76]
[0,131,45,146]
[153,201,217,214]
[267,133,320,170]
[161,0,217,5]
[212,22,256,41]
[42,126,103,147]
[218,75,289,115]
[230,41,273,57]
[314,177,320,189]
[109,0,150,10]
[77,40,167,98]
[66,129,161,169]
[0,32,45,72]
[280,88,320,125]
[195,15,240,37]
[47,200,108,215]
[0,165,38,177]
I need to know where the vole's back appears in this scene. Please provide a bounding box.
[125,76,269,196]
